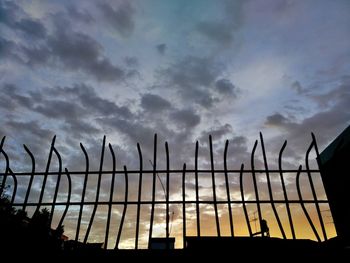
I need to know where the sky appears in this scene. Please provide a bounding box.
[0,0,349,248]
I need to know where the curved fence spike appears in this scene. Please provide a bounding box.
[195,141,200,237]
[209,135,220,236]
[305,139,327,241]
[75,143,90,243]
[182,163,186,249]
[57,168,71,229]
[135,143,143,249]
[9,168,17,205]
[148,134,157,245]
[0,146,10,198]
[260,132,286,239]
[84,136,106,244]
[165,141,170,246]
[296,165,321,242]
[35,135,56,215]
[224,139,234,237]
[240,163,252,236]
[115,165,129,249]
[310,133,328,241]
[251,140,263,235]
[23,145,35,211]
[50,147,62,225]
[105,143,116,249]
[278,140,295,239]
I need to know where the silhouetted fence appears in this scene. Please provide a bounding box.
[0,133,330,249]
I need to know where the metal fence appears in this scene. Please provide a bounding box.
[0,133,330,249]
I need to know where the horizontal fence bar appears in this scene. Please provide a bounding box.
[0,169,321,176]
[11,200,329,206]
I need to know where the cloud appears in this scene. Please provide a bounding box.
[265,113,291,127]
[196,21,233,45]
[199,124,233,143]
[156,43,166,55]
[215,79,237,96]
[140,93,171,112]
[0,1,46,39]
[0,5,126,82]
[264,75,350,151]
[47,21,124,81]
[124,56,138,67]
[291,81,304,94]
[170,109,201,129]
[159,56,223,108]
[98,1,135,37]
[66,5,94,24]
[14,18,46,39]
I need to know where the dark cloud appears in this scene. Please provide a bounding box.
[199,124,233,142]
[291,81,304,94]
[160,56,223,108]
[265,113,291,127]
[215,78,237,96]
[156,43,166,55]
[140,93,171,112]
[196,21,233,45]
[0,1,46,39]
[5,120,53,140]
[47,24,124,81]
[124,56,138,67]
[170,109,201,129]
[49,84,133,119]
[66,5,94,24]
[0,1,19,26]
[0,6,125,82]
[98,1,135,37]
[264,76,350,152]
[14,18,46,39]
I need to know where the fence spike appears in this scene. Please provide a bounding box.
[278,140,295,239]
[135,143,143,249]
[84,136,106,244]
[224,139,234,237]
[115,165,129,249]
[260,132,286,239]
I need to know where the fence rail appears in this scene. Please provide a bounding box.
[0,133,330,249]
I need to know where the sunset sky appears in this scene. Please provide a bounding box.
[1,0,349,248]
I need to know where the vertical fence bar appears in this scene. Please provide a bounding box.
[260,133,286,239]
[105,143,117,249]
[0,148,10,198]
[209,135,221,237]
[9,169,17,205]
[35,136,56,215]
[57,168,72,229]
[194,141,200,237]
[84,136,106,244]
[305,140,327,241]
[75,143,89,244]
[240,164,252,236]
[49,147,62,225]
[115,165,129,249]
[23,145,35,212]
[311,133,328,241]
[165,142,170,248]
[278,141,296,239]
[182,163,186,249]
[224,140,234,237]
[135,143,143,249]
[296,165,321,242]
[148,134,157,245]
[251,140,263,235]
[0,136,6,196]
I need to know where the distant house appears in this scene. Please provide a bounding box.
[319,125,350,245]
